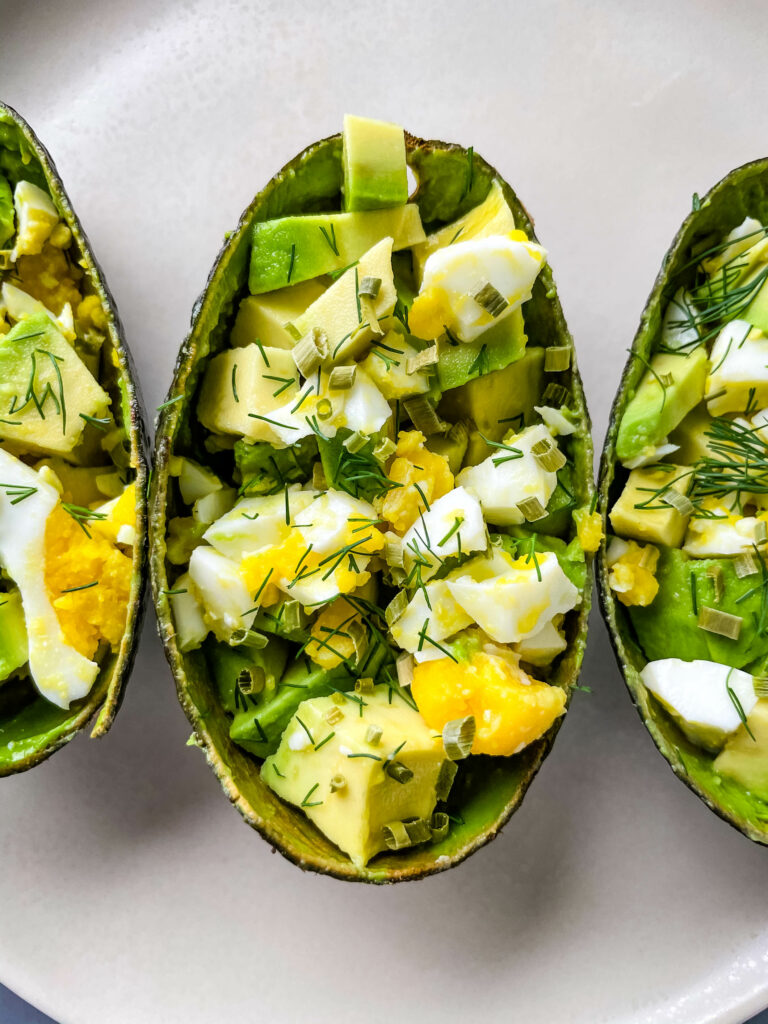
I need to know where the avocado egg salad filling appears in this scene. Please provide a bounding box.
[0,105,144,770]
[154,115,594,878]
[605,202,768,814]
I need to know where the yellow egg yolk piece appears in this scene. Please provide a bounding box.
[411,650,566,756]
[91,483,137,545]
[305,596,365,670]
[608,540,660,607]
[377,430,454,534]
[44,505,133,659]
[408,285,450,341]
[573,507,603,553]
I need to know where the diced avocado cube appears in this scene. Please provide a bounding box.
[412,179,517,283]
[292,238,397,364]
[439,347,544,466]
[0,313,109,457]
[358,330,431,400]
[249,206,424,294]
[204,635,288,712]
[231,280,327,350]
[714,699,768,800]
[263,686,444,867]
[425,422,469,475]
[615,348,708,463]
[342,114,408,213]
[436,308,527,392]
[0,590,28,682]
[197,343,299,442]
[34,458,115,506]
[609,464,691,547]
[667,405,717,464]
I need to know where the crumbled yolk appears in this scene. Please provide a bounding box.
[15,244,82,315]
[376,430,454,534]
[412,650,566,756]
[573,507,603,553]
[91,483,136,545]
[608,540,660,607]
[240,527,384,606]
[305,595,365,669]
[44,506,133,659]
[77,293,108,332]
[408,286,449,341]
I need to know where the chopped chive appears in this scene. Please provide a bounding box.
[287,243,296,283]
[301,782,322,808]
[689,571,698,616]
[248,412,297,430]
[295,716,314,745]
[157,394,183,411]
[61,580,98,594]
[318,223,338,256]
[231,363,239,403]
[314,731,335,751]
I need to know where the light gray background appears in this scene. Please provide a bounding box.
[1,2,768,1022]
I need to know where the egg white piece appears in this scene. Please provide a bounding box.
[401,485,486,580]
[533,404,576,437]
[419,234,547,342]
[0,448,98,708]
[706,320,768,415]
[683,507,767,557]
[640,658,757,749]
[514,620,567,666]
[11,180,58,260]
[457,423,559,526]
[702,216,768,276]
[334,366,392,436]
[660,288,701,351]
[446,549,579,644]
[390,580,473,654]
[188,545,257,641]
[204,487,313,561]
[297,490,379,556]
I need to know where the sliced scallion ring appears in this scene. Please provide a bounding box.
[328,365,356,390]
[292,326,329,377]
[435,758,458,801]
[516,496,547,522]
[442,715,475,760]
[430,811,450,842]
[474,281,508,318]
[697,606,742,640]
[544,345,571,372]
[734,551,759,578]
[403,395,447,436]
[660,489,694,516]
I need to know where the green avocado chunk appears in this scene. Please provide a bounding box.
[0,172,13,247]
[436,308,527,392]
[745,276,768,334]
[615,347,708,463]
[204,636,288,714]
[0,313,110,457]
[714,700,768,800]
[439,347,544,466]
[533,465,578,538]
[497,530,587,593]
[628,546,768,668]
[248,205,424,294]
[0,590,28,683]
[342,114,408,212]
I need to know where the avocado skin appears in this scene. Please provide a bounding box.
[598,155,768,844]
[151,130,593,882]
[0,103,148,776]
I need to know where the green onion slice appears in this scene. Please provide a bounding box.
[474,281,508,318]
[430,811,450,842]
[734,551,759,578]
[706,564,724,603]
[698,606,742,640]
[395,652,414,689]
[544,346,571,372]
[329,365,356,390]
[358,276,381,300]
[292,327,329,377]
[531,437,567,472]
[386,760,414,784]
[406,345,439,374]
[385,590,408,627]
[403,395,447,436]
[661,489,694,516]
[435,758,458,801]
[366,724,383,746]
[516,496,547,522]
[442,715,475,759]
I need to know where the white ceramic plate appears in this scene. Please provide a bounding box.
[2,2,768,1021]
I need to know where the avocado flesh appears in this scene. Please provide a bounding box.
[714,700,768,802]
[436,308,527,392]
[342,114,408,213]
[0,590,28,681]
[439,347,545,466]
[248,205,424,294]
[598,155,768,844]
[231,280,326,349]
[615,347,708,463]
[627,546,768,669]
[0,103,148,775]
[151,130,594,881]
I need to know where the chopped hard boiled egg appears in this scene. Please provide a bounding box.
[683,503,768,557]
[0,448,98,708]
[401,485,487,580]
[660,288,700,351]
[412,649,565,756]
[11,180,59,260]
[390,579,473,654]
[446,548,579,644]
[514,621,567,666]
[606,537,660,607]
[706,320,768,415]
[188,545,258,641]
[408,234,546,342]
[640,658,757,751]
[90,483,137,547]
[377,430,454,534]
[457,423,560,526]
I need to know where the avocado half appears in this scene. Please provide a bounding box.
[151,130,594,882]
[0,102,148,774]
[598,157,768,843]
